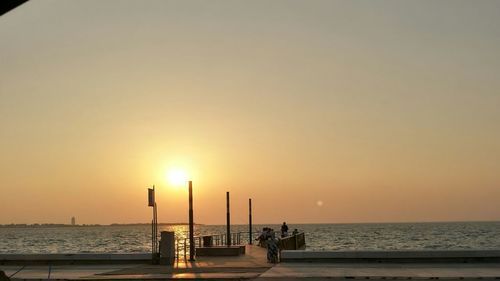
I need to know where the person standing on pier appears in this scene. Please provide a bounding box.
[266,236,279,263]
[256,227,269,247]
[281,222,289,237]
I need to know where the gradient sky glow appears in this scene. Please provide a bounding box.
[1,0,500,225]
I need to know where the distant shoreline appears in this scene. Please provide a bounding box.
[0,223,204,229]
[1,220,499,229]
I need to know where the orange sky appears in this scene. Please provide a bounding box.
[1,0,499,225]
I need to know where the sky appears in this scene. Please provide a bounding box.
[1,0,499,225]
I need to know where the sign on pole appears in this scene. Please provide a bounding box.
[148,188,155,207]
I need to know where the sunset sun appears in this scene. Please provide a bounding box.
[166,168,188,186]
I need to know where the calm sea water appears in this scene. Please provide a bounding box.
[0,222,499,254]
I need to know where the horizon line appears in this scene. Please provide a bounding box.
[1,219,499,227]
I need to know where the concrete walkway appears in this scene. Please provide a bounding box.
[2,247,500,280]
[258,262,500,280]
[1,245,272,280]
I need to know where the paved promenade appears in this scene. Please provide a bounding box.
[1,245,271,280]
[2,246,500,280]
[259,262,500,280]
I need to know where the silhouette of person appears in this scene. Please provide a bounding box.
[256,227,269,247]
[281,222,289,237]
[266,236,279,263]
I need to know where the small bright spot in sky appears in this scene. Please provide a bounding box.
[317,200,323,207]
[167,169,188,186]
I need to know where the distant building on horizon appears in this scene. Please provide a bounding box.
[71,216,76,226]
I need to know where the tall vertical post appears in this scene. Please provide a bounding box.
[226,191,231,246]
[153,186,157,256]
[249,198,252,245]
[148,186,156,262]
[188,181,195,261]
[154,202,158,253]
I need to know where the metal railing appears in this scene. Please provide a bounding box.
[174,231,257,260]
[171,231,306,261]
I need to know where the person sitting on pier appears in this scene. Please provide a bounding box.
[292,228,299,235]
[281,222,289,237]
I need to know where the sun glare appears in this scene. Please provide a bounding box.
[167,169,188,186]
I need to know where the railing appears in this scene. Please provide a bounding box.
[174,231,258,260]
[279,232,306,250]
[171,231,306,261]
[255,232,306,263]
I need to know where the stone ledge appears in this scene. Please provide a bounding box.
[196,246,246,256]
[281,250,500,263]
[0,253,151,265]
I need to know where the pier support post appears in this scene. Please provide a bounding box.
[249,198,252,245]
[148,186,158,263]
[188,181,195,261]
[226,191,231,246]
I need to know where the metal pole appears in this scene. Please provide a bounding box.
[226,191,231,246]
[188,181,195,261]
[153,186,156,255]
[151,186,155,261]
[249,198,252,245]
[154,202,158,253]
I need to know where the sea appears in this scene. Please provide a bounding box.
[1,221,499,254]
